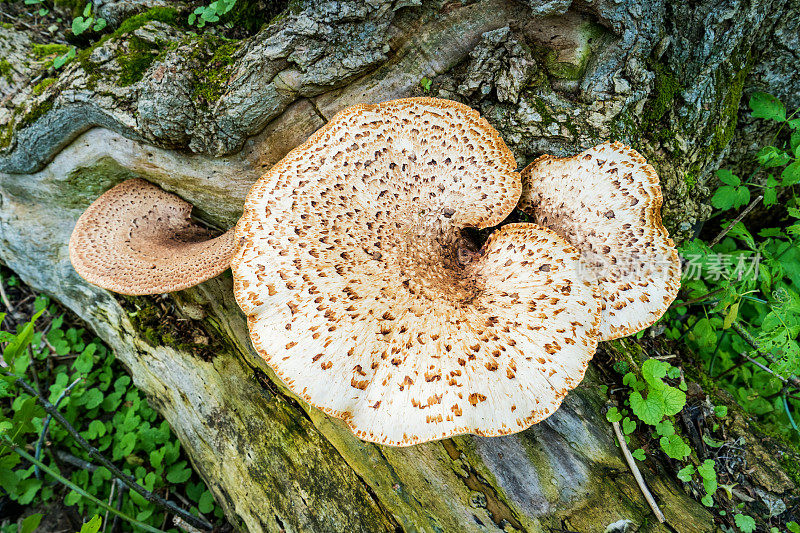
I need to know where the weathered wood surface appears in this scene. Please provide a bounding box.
[1,0,798,531]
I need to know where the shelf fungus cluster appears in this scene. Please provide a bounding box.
[69,97,680,446]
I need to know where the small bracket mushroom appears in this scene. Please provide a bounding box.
[69,178,237,295]
[518,141,682,341]
[232,98,601,446]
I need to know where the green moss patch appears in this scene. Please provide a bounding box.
[190,36,241,105]
[31,43,72,60]
[32,77,56,95]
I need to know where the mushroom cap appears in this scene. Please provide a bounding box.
[69,178,237,295]
[232,97,601,446]
[519,141,681,341]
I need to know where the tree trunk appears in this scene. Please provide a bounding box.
[1,0,798,531]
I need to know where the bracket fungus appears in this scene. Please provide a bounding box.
[518,142,681,341]
[232,98,601,446]
[69,178,237,295]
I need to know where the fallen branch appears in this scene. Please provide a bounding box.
[610,420,666,523]
[709,195,763,248]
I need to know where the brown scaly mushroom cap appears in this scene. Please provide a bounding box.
[69,178,237,295]
[232,98,601,446]
[519,141,681,341]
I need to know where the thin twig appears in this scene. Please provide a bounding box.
[35,377,82,480]
[670,287,726,309]
[173,516,205,533]
[611,420,666,523]
[14,377,213,532]
[0,278,15,314]
[103,480,116,533]
[730,322,800,388]
[709,195,763,248]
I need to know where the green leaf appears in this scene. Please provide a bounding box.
[166,461,192,484]
[655,419,675,436]
[659,434,690,459]
[714,405,728,418]
[72,15,92,36]
[701,494,714,507]
[631,448,645,461]
[622,372,637,387]
[630,391,664,425]
[749,92,786,122]
[82,2,92,17]
[661,386,687,416]
[787,521,800,533]
[641,359,668,386]
[734,514,756,533]
[677,464,695,482]
[78,514,103,533]
[723,301,740,329]
[717,169,740,186]
[198,490,215,514]
[4,309,45,365]
[782,161,800,186]
[791,130,800,156]
[702,434,725,448]
[20,513,43,533]
[606,407,622,423]
[622,417,636,434]
[711,185,749,210]
[698,459,717,495]
[756,146,790,168]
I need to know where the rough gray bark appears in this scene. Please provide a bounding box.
[1,0,798,531]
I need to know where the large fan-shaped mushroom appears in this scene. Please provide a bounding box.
[519,142,681,341]
[232,98,601,446]
[69,179,236,295]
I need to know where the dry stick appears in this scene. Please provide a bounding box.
[35,377,82,480]
[730,322,800,389]
[709,195,763,248]
[0,278,15,314]
[173,516,205,533]
[14,378,213,532]
[670,287,726,309]
[610,420,666,523]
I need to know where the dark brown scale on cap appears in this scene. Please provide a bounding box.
[519,141,681,341]
[69,179,236,295]
[232,98,601,447]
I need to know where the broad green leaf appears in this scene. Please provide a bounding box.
[630,391,664,425]
[701,494,714,507]
[631,448,645,461]
[698,459,718,495]
[660,386,687,416]
[791,130,800,156]
[714,405,728,417]
[659,434,690,459]
[717,169,740,186]
[734,514,756,533]
[166,461,192,484]
[622,417,636,434]
[756,146,790,168]
[198,490,215,514]
[20,513,43,533]
[606,407,622,423]
[677,464,695,482]
[749,92,786,122]
[655,419,675,436]
[782,160,800,186]
[642,359,668,386]
[787,521,800,533]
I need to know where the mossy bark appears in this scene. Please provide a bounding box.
[1,0,799,531]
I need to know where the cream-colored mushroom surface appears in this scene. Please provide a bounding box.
[232,98,601,446]
[519,141,681,341]
[69,178,236,295]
